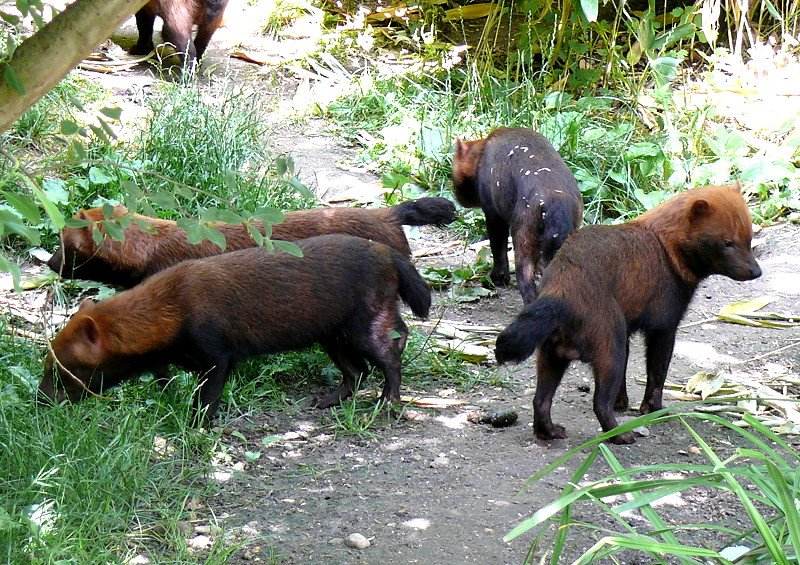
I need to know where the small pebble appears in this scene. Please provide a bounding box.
[345,533,370,549]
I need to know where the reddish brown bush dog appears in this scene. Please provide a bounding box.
[452,127,584,304]
[39,234,431,423]
[47,197,456,288]
[495,183,761,444]
[129,0,230,64]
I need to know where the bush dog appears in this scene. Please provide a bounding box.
[128,0,230,65]
[452,127,584,304]
[47,197,456,288]
[39,234,431,423]
[495,183,761,444]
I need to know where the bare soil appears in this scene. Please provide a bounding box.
[9,1,800,562]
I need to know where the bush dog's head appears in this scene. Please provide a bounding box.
[39,299,123,405]
[451,137,486,208]
[47,205,129,278]
[637,182,761,283]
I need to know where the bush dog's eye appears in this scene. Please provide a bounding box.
[724,240,734,248]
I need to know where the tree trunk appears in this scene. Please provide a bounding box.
[0,0,149,133]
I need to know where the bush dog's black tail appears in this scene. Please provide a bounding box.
[495,298,572,364]
[392,197,457,227]
[392,252,431,319]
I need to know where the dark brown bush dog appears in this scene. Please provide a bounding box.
[129,0,230,65]
[40,234,431,423]
[48,197,456,288]
[495,183,761,444]
[452,127,583,304]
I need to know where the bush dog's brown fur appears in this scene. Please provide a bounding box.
[129,0,230,65]
[40,234,431,423]
[47,197,456,288]
[452,127,584,304]
[495,183,762,444]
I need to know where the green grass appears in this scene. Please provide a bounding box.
[509,405,800,564]
[0,327,229,562]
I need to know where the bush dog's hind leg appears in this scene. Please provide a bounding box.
[512,222,540,305]
[591,329,636,445]
[362,311,408,405]
[614,340,630,411]
[192,362,231,427]
[533,343,570,440]
[315,342,368,408]
[486,211,511,287]
[640,328,676,414]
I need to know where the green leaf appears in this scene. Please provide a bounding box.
[579,0,598,22]
[22,176,64,229]
[103,221,125,242]
[244,451,261,462]
[88,123,110,144]
[253,207,285,226]
[100,106,122,120]
[3,65,25,96]
[202,225,226,251]
[246,223,264,246]
[88,167,114,185]
[0,10,21,24]
[0,210,40,245]
[183,221,204,245]
[288,178,315,199]
[59,119,80,135]
[150,191,179,211]
[274,240,303,257]
[91,226,104,245]
[262,435,281,445]
[223,170,238,193]
[2,192,41,224]
[0,255,22,291]
[200,208,243,224]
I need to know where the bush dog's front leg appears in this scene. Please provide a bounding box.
[592,335,636,445]
[641,329,677,414]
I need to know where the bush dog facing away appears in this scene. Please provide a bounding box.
[40,234,431,423]
[47,197,456,288]
[452,127,584,304]
[128,0,230,65]
[495,183,762,444]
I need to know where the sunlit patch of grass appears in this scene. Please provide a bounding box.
[0,325,240,562]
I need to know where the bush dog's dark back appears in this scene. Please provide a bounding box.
[40,234,431,423]
[495,183,761,444]
[452,127,583,304]
[129,0,230,65]
[47,197,456,288]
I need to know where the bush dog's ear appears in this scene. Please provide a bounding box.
[79,317,100,344]
[689,199,710,223]
[78,298,97,312]
[455,138,469,158]
[732,180,743,193]
[77,209,88,220]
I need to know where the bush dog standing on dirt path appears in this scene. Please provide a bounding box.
[128,0,230,65]
[495,183,762,444]
[47,197,456,288]
[39,234,431,424]
[452,127,584,304]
